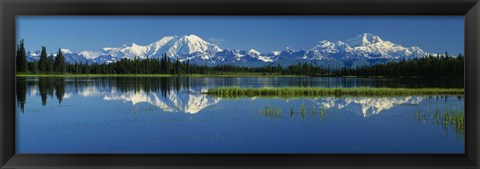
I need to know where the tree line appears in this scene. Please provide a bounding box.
[335,53,464,77]
[16,40,464,77]
[16,39,66,74]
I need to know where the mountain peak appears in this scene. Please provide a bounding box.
[185,34,201,39]
[155,36,176,42]
[346,33,383,47]
[171,34,221,55]
[60,48,73,54]
[150,35,204,48]
[318,40,335,47]
[248,49,261,55]
[284,47,294,51]
[179,34,205,43]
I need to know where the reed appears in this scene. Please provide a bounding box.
[416,108,465,138]
[436,108,465,137]
[260,105,282,118]
[319,105,326,121]
[300,103,306,119]
[264,102,327,121]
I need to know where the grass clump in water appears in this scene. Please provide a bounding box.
[415,108,464,139]
[319,105,326,121]
[260,105,282,118]
[436,108,465,137]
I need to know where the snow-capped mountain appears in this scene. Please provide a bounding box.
[343,33,428,60]
[26,33,434,68]
[305,33,430,67]
[81,34,223,64]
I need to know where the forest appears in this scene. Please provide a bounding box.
[16,40,464,77]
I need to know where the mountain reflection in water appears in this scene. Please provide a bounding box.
[16,77,464,154]
[17,77,462,116]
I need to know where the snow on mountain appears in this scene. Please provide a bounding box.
[341,33,428,60]
[60,48,73,54]
[25,48,85,63]
[271,51,281,56]
[96,34,222,62]
[26,50,41,62]
[264,33,429,67]
[168,34,222,56]
[27,35,222,64]
[311,33,428,62]
[25,33,435,67]
[248,49,261,55]
[79,51,102,59]
[346,33,384,47]
[310,41,347,60]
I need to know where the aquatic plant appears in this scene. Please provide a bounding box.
[310,104,316,118]
[319,105,326,122]
[260,105,282,118]
[439,108,465,137]
[262,102,328,122]
[415,108,464,139]
[290,107,294,117]
[300,103,306,119]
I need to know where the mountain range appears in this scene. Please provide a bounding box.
[26,33,435,68]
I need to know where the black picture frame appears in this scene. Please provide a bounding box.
[1,0,479,168]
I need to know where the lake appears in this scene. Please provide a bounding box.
[16,77,464,154]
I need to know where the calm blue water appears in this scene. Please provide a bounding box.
[16,77,464,154]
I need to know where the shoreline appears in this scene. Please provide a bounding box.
[204,87,465,97]
[16,74,464,79]
[16,73,307,78]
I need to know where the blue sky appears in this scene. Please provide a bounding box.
[17,16,464,55]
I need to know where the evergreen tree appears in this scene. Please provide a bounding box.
[175,57,181,74]
[28,61,38,74]
[16,39,28,72]
[161,53,167,73]
[38,46,48,72]
[167,57,171,74]
[186,59,190,74]
[46,54,54,73]
[54,49,66,73]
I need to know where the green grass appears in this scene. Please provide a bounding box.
[319,105,326,121]
[16,73,307,78]
[438,109,465,137]
[260,102,327,121]
[260,105,282,118]
[205,87,464,97]
[415,108,464,138]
